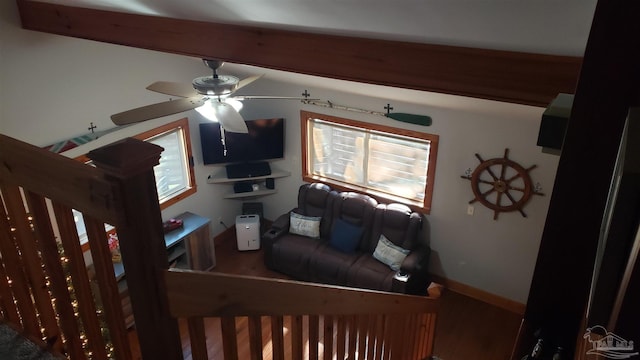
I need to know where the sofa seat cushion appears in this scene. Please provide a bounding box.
[270,234,323,280]
[346,256,397,292]
[308,244,361,285]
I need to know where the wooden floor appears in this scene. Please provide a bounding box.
[130,233,522,360]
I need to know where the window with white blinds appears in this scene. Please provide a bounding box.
[147,129,190,203]
[74,118,196,250]
[302,111,438,213]
[133,118,196,210]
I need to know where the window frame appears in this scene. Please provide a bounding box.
[75,117,196,250]
[301,110,438,214]
[134,118,197,209]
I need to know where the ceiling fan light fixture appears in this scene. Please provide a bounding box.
[195,99,248,133]
[194,99,220,122]
[225,98,244,112]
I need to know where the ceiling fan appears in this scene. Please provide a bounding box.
[111,59,306,133]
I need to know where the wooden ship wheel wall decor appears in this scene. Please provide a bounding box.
[461,148,544,220]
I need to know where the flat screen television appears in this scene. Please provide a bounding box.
[199,118,285,165]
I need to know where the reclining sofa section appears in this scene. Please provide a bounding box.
[263,183,431,295]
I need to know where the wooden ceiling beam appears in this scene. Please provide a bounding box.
[17,0,582,107]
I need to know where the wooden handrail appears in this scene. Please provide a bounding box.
[165,269,439,317]
[0,133,183,359]
[0,133,122,224]
[165,269,440,360]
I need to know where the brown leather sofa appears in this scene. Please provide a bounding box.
[263,183,431,295]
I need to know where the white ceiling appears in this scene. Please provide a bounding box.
[37,0,597,56]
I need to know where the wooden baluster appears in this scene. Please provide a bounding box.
[357,314,368,360]
[323,315,334,360]
[336,315,347,359]
[27,193,85,358]
[188,317,208,360]
[52,203,105,359]
[248,315,263,360]
[0,261,19,323]
[0,184,50,340]
[415,314,428,359]
[406,312,418,360]
[309,314,319,360]
[0,198,22,326]
[291,314,304,359]
[374,314,385,359]
[392,314,410,359]
[271,315,285,360]
[221,316,239,360]
[424,313,437,357]
[382,315,393,360]
[84,215,131,360]
[347,315,357,360]
[366,314,377,359]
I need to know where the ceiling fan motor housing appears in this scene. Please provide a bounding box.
[192,75,239,96]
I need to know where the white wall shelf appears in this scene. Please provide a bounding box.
[207,165,291,199]
[206,168,291,184]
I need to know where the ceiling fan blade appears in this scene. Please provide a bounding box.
[111,97,205,125]
[146,81,198,98]
[236,74,263,91]
[213,102,248,133]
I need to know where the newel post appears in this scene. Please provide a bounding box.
[88,138,183,360]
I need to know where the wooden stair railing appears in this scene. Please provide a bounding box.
[0,134,183,359]
[164,269,441,360]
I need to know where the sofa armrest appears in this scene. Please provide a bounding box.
[271,211,292,231]
[262,209,299,248]
[262,211,294,270]
[400,247,430,274]
[399,247,432,295]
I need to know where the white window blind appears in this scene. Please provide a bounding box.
[308,118,432,204]
[147,129,190,203]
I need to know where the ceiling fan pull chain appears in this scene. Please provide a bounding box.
[220,126,228,156]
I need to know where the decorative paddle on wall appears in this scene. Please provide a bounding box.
[303,99,432,126]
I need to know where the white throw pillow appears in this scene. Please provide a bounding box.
[289,212,322,239]
[373,234,410,271]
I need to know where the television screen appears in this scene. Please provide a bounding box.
[199,118,285,165]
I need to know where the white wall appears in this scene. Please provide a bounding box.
[1,1,559,303]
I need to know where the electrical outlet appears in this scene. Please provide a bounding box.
[467,204,474,215]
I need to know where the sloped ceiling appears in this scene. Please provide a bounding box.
[17,0,597,106]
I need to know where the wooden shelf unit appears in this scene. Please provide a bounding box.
[113,211,215,328]
[206,166,291,199]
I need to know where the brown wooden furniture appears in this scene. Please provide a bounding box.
[0,133,443,359]
[0,134,182,359]
[111,211,214,328]
[164,269,441,360]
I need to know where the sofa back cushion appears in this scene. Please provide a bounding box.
[329,218,364,253]
[366,203,422,253]
[332,192,378,251]
[297,183,338,238]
